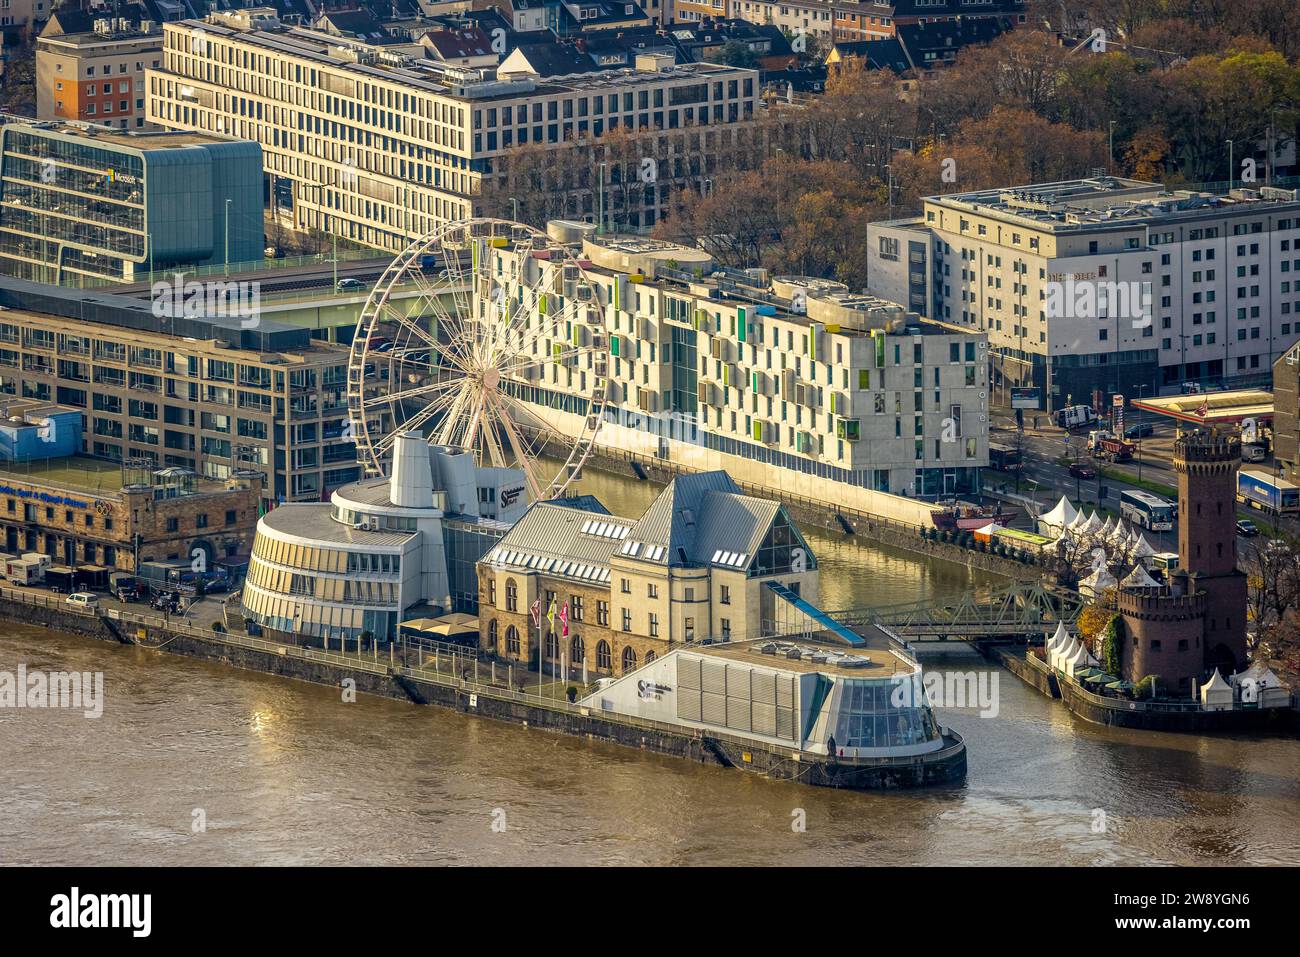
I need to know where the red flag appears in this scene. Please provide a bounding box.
[1196,399,1208,418]
[559,601,569,637]
[529,598,541,628]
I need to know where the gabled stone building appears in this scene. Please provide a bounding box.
[477,470,820,677]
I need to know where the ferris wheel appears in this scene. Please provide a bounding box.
[346,218,609,502]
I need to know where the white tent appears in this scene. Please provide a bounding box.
[1039,496,1079,535]
[1080,511,1103,535]
[1099,515,1115,539]
[1110,520,1131,545]
[1079,565,1118,597]
[1063,640,1097,676]
[1067,509,1090,531]
[1047,621,1071,655]
[1130,533,1158,560]
[1200,670,1234,711]
[1120,565,1161,589]
[1233,662,1291,707]
[1051,637,1079,672]
[974,522,1005,536]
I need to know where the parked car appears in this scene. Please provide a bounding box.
[65,592,99,610]
[1069,462,1097,479]
[336,277,365,291]
[1236,519,1260,537]
[1124,422,1154,439]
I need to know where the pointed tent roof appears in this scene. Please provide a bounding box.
[1064,641,1095,673]
[1100,515,1115,538]
[1121,565,1161,588]
[1130,534,1158,559]
[1234,662,1287,689]
[1067,509,1089,530]
[1041,496,1078,528]
[1080,565,1117,596]
[1080,511,1103,534]
[1047,620,1071,653]
[1051,636,1080,671]
[1200,669,1234,705]
[975,522,1004,535]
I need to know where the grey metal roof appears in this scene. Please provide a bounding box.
[260,503,417,547]
[624,470,741,564]
[691,491,779,571]
[488,499,629,583]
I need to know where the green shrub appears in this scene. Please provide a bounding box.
[1134,675,1157,700]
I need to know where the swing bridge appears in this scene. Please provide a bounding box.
[828,579,1086,643]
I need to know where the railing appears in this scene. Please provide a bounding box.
[0,586,966,768]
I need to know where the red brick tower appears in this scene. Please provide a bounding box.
[1118,429,1247,696]
[1174,430,1248,679]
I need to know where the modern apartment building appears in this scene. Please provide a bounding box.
[868,177,1300,412]
[491,223,987,502]
[0,117,264,285]
[0,277,363,505]
[36,20,162,130]
[144,8,761,248]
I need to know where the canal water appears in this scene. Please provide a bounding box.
[2,468,1298,866]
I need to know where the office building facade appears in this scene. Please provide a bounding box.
[36,22,162,130]
[0,118,264,285]
[0,277,363,504]
[145,9,761,248]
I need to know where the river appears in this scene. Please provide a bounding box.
[2,467,1298,866]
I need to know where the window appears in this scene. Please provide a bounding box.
[196,513,208,529]
[649,613,659,637]
[571,595,583,621]
[505,579,518,612]
[684,617,695,641]
[488,619,498,648]
[505,625,520,655]
[647,582,658,599]
[597,600,610,626]
[570,635,585,665]
[596,640,612,670]
[622,646,638,674]
[622,608,632,632]
[720,584,731,605]
[620,577,631,594]
[166,517,178,532]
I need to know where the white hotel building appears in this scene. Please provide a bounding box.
[868,177,1300,411]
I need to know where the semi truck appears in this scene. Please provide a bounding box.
[1237,469,1300,514]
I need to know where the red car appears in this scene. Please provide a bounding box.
[1069,462,1097,479]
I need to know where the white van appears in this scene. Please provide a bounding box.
[1241,443,1267,463]
[65,592,99,610]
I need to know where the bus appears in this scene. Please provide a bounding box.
[988,442,1022,472]
[1120,489,1175,531]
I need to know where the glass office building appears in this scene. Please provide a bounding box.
[0,119,263,286]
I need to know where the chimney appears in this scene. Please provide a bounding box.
[390,431,434,508]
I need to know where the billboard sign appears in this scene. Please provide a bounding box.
[1010,388,1040,410]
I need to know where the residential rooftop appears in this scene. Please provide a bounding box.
[926,176,1300,233]
[0,455,244,496]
